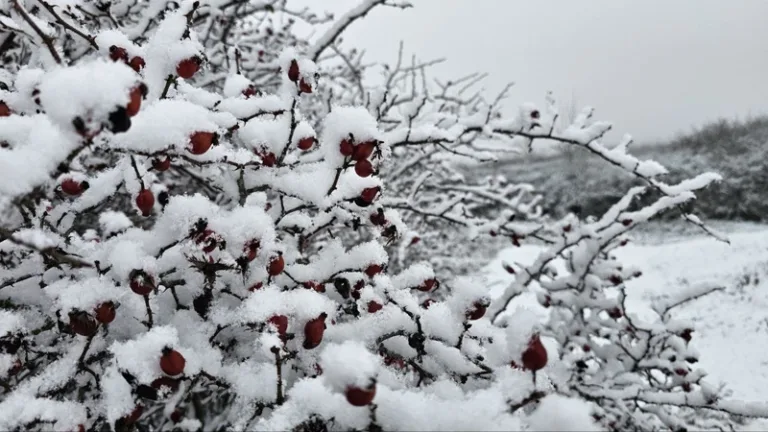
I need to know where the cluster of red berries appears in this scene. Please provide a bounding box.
[68,301,117,337]
[339,136,378,178]
[110,44,202,80]
[340,136,382,206]
[109,45,145,73]
[263,312,327,351]
[287,59,313,94]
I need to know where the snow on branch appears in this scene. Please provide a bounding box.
[651,281,725,318]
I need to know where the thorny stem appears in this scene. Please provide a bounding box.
[160,74,176,99]
[0,273,39,291]
[209,325,228,343]
[237,168,247,206]
[77,333,96,366]
[327,167,344,195]
[129,155,145,190]
[77,332,101,389]
[273,348,284,404]
[169,286,188,310]
[143,295,153,328]
[278,97,300,164]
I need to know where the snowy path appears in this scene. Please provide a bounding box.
[481,224,768,404]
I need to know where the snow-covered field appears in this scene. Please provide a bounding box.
[481,221,768,413]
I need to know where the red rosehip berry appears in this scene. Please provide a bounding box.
[268,315,288,338]
[298,78,312,93]
[354,159,373,177]
[351,141,375,161]
[244,240,259,262]
[69,311,98,336]
[129,56,145,72]
[124,406,144,425]
[339,138,354,156]
[287,59,300,82]
[176,57,201,79]
[61,178,88,196]
[303,313,327,350]
[345,382,376,406]
[466,301,486,320]
[607,307,623,319]
[153,156,171,172]
[151,376,180,391]
[95,302,116,324]
[418,278,437,292]
[109,45,128,62]
[160,348,185,376]
[297,136,315,150]
[242,85,258,98]
[136,188,155,217]
[0,101,10,117]
[261,152,277,167]
[364,264,383,278]
[129,270,155,296]
[126,86,145,117]
[359,187,380,204]
[189,131,216,155]
[268,255,285,276]
[367,301,383,313]
[521,334,548,371]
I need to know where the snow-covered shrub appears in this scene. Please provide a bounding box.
[0,1,765,431]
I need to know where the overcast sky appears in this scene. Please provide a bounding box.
[291,0,768,144]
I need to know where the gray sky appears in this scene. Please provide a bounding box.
[292,0,768,143]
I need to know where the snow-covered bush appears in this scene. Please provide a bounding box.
[0,1,766,431]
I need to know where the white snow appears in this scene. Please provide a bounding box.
[526,394,600,431]
[482,223,768,409]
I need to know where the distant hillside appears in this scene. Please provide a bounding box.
[467,116,768,221]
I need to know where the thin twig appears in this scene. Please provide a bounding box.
[13,0,62,64]
[143,295,153,328]
[37,0,98,49]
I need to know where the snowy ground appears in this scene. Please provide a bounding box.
[480,220,768,417]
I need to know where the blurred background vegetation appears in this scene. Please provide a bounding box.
[466,115,768,223]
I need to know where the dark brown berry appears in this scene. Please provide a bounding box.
[95,302,116,324]
[160,348,185,376]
